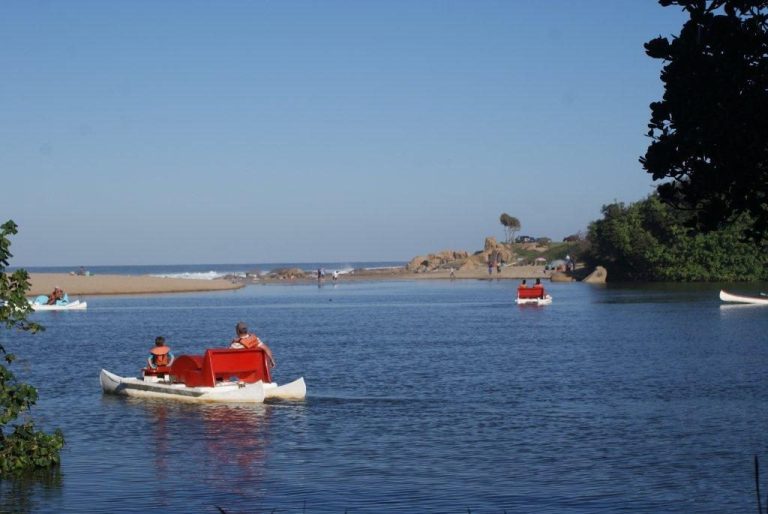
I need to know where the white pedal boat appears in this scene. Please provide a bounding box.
[516,284,552,305]
[100,369,306,403]
[29,294,87,311]
[515,295,553,306]
[30,299,87,311]
[719,290,768,305]
[100,347,306,404]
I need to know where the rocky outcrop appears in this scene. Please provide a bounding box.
[481,237,515,264]
[267,267,306,280]
[406,250,470,272]
[550,271,575,282]
[583,266,607,284]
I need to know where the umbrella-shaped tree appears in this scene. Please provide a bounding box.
[499,213,521,244]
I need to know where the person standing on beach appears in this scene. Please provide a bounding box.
[487,254,494,276]
[230,322,276,368]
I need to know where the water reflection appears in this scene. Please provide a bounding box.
[137,400,273,505]
[198,403,272,496]
[0,467,62,514]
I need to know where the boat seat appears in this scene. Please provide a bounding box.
[143,365,172,377]
[518,286,546,299]
[170,349,271,387]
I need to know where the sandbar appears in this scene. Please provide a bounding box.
[255,265,552,284]
[27,273,244,296]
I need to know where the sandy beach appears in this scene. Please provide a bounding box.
[27,273,244,296]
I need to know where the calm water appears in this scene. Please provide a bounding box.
[2,280,768,513]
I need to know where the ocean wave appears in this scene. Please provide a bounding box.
[150,271,245,280]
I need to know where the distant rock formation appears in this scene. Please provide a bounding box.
[583,266,607,284]
[268,267,306,280]
[406,250,470,272]
[482,237,514,264]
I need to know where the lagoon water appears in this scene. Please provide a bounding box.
[3,279,768,513]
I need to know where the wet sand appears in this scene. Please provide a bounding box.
[256,265,552,284]
[28,273,244,296]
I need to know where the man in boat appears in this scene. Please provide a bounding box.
[147,336,175,369]
[46,287,65,305]
[230,322,276,368]
[532,278,544,298]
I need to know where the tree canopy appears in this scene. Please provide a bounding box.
[499,213,521,244]
[641,0,768,240]
[0,220,64,476]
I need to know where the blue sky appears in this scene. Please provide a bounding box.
[1,1,686,266]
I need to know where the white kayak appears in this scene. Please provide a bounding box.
[30,300,87,311]
[719,290,768,305]
[100,369,306,403]
[515,295,552,306]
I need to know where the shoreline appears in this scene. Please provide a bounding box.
[240,265,553,285]
[26,266,556,296]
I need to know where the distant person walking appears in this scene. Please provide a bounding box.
[332,270,339,282]
[487,254,494,276]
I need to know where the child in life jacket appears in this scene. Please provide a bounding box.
[230,322,276,368]
[147,336,175,369]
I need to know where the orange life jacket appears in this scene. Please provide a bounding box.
[150,345,171,366]
[234,334,261,349]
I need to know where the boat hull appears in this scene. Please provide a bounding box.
[719,290,768,305]
[515,295,552,306]
[100,369,306,403]
[30,300,87,311]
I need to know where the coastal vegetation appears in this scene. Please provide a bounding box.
[581,195,768,281]
[0,220,64,477]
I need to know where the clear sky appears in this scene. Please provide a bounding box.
[1,1,687,266]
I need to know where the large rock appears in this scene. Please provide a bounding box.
[406,250,470,272]
[268,267,306,279]
[550,271,575,282]
[583,266,607,284]
[482,236,514,264]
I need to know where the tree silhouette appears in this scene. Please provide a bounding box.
[499,213,521,243]
[641,0,768,240]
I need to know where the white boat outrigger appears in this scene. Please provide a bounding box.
[719,290,768,305]
[101,348,306,403]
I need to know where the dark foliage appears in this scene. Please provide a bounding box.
[641,0,768,240]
